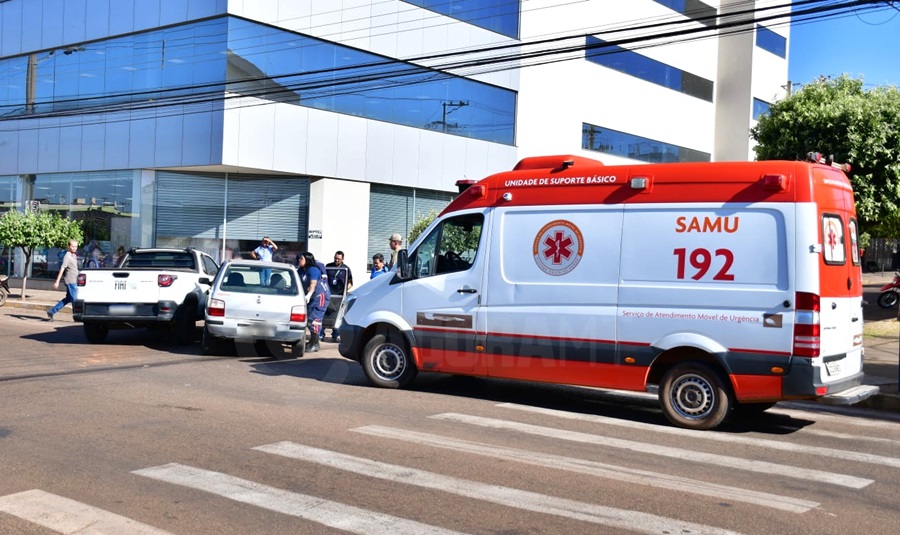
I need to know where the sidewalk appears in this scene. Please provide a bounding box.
[3,281,898,412]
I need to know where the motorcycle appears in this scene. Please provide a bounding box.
[0,275,9,307]
[877,272,900,308]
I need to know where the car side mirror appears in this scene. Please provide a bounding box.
[199,277,212,286]
[397,249,411,280]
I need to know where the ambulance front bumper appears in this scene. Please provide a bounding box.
[338,322,365,362]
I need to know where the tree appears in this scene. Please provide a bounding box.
[0,208,83,300]
[408,209,440,244]
[751,75,900,234]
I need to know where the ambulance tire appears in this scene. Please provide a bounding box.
[659,362,731,430]
[362,331,418,389]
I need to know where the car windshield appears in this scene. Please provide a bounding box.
[220,265,299,296]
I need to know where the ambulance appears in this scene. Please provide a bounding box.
[337,153,878,429]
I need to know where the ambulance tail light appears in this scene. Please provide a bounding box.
[793,291,820,357]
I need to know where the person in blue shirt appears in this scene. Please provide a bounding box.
[370,253,388,279]
[251,236,277,284]
[297,251,330,353]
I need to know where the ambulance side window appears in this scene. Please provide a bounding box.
[411,213,483,278]
[822,214,846,265]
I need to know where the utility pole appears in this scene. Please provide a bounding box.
[440,100,468,132]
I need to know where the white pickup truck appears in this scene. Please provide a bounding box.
[73,247,219,345]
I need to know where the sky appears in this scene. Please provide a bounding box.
[789,5,900,89]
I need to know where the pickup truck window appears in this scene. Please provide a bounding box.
[124,252,197,269]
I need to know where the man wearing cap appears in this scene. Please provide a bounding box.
[388,233,403,269]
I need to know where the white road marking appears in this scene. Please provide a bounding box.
[782,426,900,446]
[499,403,900,468]
[430,413,872,489]
[351,425,819,513]
[0,489,175,535]
[133,463,465,535]
[773,403,900,426]
[255,441,746,535]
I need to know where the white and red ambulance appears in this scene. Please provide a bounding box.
[338,153,878,429]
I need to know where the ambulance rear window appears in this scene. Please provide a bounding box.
[822,214,846,265]
[848,218,860,266]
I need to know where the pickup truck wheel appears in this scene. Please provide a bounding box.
[362,331,417,389]
[84,323,109,344]
[174,304,197,346]
[659,362,731,430]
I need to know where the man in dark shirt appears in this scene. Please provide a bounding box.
[325,251,353,342]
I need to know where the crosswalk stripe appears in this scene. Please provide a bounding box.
[0,489,176,535]
[773,404,900,427]
[781,426,900,446]
[499,403,900,468]
[255,441,746,535]
[132,463,466,535]
[430,413,872,489]
[351,425,819,513]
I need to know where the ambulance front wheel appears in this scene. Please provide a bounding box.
[659,362,731,430]
[362,330,418,389]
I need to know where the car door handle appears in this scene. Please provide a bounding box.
[852,317,859,322]
[457,287,478,294]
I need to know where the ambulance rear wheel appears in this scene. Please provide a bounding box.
[660,362,731,430]
[362,331,417,389]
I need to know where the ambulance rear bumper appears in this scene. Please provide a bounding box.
[817,382,880,405]
[783,363,878,404]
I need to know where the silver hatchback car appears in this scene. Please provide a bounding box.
[202,260,307,358]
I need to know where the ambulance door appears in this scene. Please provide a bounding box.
[402,210,487,374]
[481,206,623,386]
[815,168,863,373]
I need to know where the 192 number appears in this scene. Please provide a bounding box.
[673,248,735,281]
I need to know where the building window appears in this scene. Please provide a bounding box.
[582,123,711,163]
[0,17,517,145]
[401,0,520,38]
[755,25,786,58]
[652,0,717,27]
[752,98,771,120]
[585,36,714,102]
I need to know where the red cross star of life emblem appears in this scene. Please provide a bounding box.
[532,219,584,276]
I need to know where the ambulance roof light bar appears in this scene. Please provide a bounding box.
[806,151,852,173]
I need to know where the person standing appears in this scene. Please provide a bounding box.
[297,252,330,353]
[370,253,389,278]
[250,236,277,284]
[325,251,353,342]
[47,239,79,321]
[387,233,403,269]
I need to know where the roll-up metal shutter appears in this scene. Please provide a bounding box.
[367,184,455,263]
[157,172,309,242]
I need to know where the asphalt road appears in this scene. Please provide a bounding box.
[2,309,900,535]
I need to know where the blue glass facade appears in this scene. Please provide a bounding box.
[0,16,516,144]
[752,98,771,120]
[585,36,714,102]
[755,25,786,58]
[402,0,520,38]
[652,0,717,26]
[582,123,710,163]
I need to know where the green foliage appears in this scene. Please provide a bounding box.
[0,209,83,251]
[408,209,440,244]
[751,75,900,234]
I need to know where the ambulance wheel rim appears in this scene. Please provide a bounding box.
[372,343,406,380]
[670,373,714,419]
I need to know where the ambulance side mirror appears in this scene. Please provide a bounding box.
[397,249,412,280]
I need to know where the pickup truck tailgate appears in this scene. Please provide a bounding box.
[79,271,162,303]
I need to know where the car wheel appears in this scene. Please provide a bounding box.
[290,337,306,359]
[362,330,417,389]
[659,362,731,430]
[84,323,109,344]
[201,325,222,356]
[174,304,197,346]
